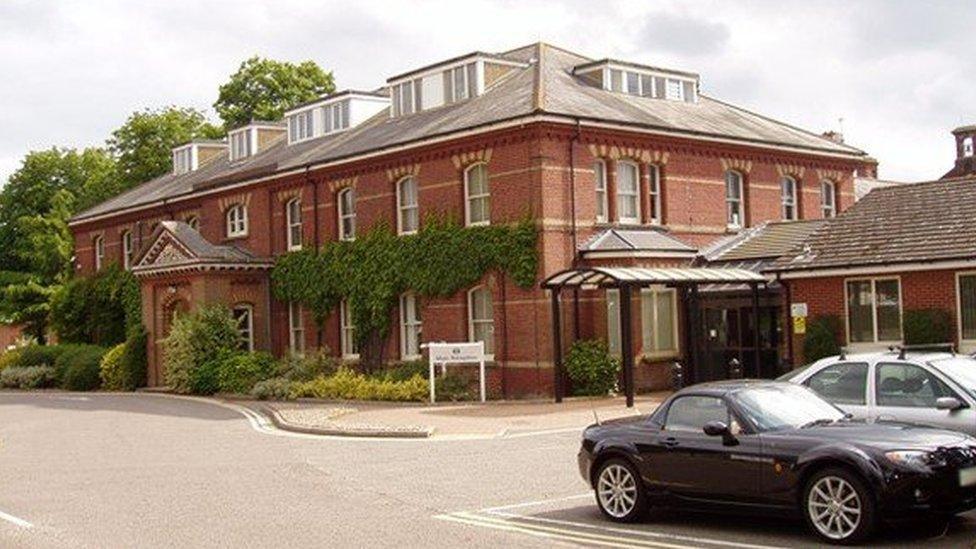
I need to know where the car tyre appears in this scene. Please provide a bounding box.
[594,458,648,523]
[802,466,877,545]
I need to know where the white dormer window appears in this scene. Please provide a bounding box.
[229,129,253,162]
[964,136,974,158]
[288,110,315,143]
[387,56,516,117]
[323,101,350,133]
[226,204,248,238]
[578,61,698,103]
[173,147,194,174]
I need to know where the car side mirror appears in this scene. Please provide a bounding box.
[703,421,738,445]
[936,397,964,411]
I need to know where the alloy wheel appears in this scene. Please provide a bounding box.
[597,463,638,518]
[807,475,862,540]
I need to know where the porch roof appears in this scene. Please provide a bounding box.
[541,266,765,289]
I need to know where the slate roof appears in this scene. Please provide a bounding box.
[767,177,976,273]
[72,43,870,224]
[580,228,696,255]
[132,221,266,274]
[699,219,828,262]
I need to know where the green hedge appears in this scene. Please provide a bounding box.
[162,305,242,394]
[903,309,952,345]
[54,345,106,391]
[291,368,428,402]
[803,316,842,363]
[565,340,619,396]
[0,366,56,389]
[119,327,148,390]
[99,343,128,390]
[16,345,69,368]
[216,352,276,394]
[49,264,140,346]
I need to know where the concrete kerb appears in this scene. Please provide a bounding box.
[257,403,434,439]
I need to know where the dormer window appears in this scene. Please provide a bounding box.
[964,136,974,158]
[574,60,699,103]
[288,110,315,143]
[172,141,227,173]
[285,92,387,144]
[324,101,350,133]
[387,55,525,118]
[229,129,253,162]
[173,147,194,175]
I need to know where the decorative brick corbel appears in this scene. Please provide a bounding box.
[386,163,422,182]
[451,148,493,169]
[720,158,753,174]
[328,176,358,193]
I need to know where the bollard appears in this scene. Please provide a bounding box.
[728,358,743,379]
[671,362,684,391]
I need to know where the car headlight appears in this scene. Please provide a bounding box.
[885,450,932,469]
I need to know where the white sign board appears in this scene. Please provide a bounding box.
[790,303,808,318]
[423,341,486,404]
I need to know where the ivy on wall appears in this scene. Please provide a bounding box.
[271,216,538,368]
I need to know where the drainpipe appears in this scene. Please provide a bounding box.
[569,119,582,340]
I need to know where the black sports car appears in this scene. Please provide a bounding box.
[578,380,976,544]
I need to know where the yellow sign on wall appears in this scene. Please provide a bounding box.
[793,316,806,335]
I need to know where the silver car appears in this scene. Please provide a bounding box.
[780,350,976,436]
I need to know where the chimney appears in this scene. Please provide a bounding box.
[822,131,844,144]
[942,124,976,179]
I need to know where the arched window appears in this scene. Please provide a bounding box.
[648,164,662,225]
[226,204,248,238]
[780,176,797,220]
[121,230,133,270]
[616,160,640,224]
[340,300,358,359]
[400,292,422,360]
[93,235,105,270]
[286,197,302,250]
[464,163,490,226]
[725,171,744,228]
[338,188,356,241]
[821,180,837,218]
[232,304,254,352]
[594,160,608,223]
[397,176,419,235]
[468,286,494,358]
[186,216,200,230]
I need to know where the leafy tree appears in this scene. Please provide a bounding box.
[214,56,335,128]
[107,106,222,187]
[48,264,140,346]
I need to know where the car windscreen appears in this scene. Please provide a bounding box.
[929,358,976,399]
[734,385,845,432]
[775,363,813,381]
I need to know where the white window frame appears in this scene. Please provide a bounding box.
[844,276,903,346]
[340,300,359,359]
[640,287,680,358]
[616,160,641,224]
[964,136,974,158]
[288,302,305,355]
[288,110,315,143]
[821,180,836,218]
[594,160,608,223]
[121,230,133,270]
[781,176,798,220]
[956,272,976,352]
[396,176,419,235]
[232,304,254,352]
[285,197,302,251]
[94,235,104,270]
[226,204,248,238]
[467,286,495,360]
[725,170,744,229]
[399,292,422,360]
[229,129,252,161]
[648,164,662,225]
[464,163,490,227]
[337,187,356,241]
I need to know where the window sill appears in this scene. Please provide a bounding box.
[225,233,249,241]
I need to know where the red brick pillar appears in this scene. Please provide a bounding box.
[639,163,651,225]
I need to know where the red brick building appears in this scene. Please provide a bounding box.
[68,43,875,395]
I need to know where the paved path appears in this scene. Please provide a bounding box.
[1,392,974,548]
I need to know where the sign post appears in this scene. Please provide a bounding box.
[424,341,486,404]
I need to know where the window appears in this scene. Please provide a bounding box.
[326,101,350,132]
[640,288,678,356]
[640,74,654,97]
[121,230,133,270]
[606,289,621,356]
[468,286,494,357]
[286,198,302,251]
[626,72,640,94]
[226,204,248,238]
[232,304,254,352]
[93,235,104,270]
[821,180,836,218]
[400,293,422,360]
[780,177,797,220]
[397,176,419,235]
[964,136,974,158]
[229,130,251,161]
[609,69,623,92]
[288,302,304,354]
[288,110,315,143]
[725,171,744,228]
[959,274,976,342]
[340,300,358,359]
[846,278,902,344]
[464,163,490,226]
[186,216,200,230]
[665,396,729,433]
[616,161,640,224]
[804,362,868,405]
[648,164,662,224]
[444,63,477,104]
[876,363,956,408]
[173,148,193,174]
[338,188,356,241]
[665,79,683,101]
[594,160,608,223]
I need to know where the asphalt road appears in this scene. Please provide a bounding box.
[1,393,974,548]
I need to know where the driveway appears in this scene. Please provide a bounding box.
[1,393,973,548]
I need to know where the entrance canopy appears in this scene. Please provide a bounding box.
[542,266,765,289]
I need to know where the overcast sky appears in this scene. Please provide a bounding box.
[1,0,973,186]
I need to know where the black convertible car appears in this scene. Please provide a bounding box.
[578,380,976,544]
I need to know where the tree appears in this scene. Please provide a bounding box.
[213,56,335,129]
[107,106,222,188]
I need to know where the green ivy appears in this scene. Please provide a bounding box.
[272,216,538,366]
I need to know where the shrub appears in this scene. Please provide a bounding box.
[276,348,339,381]
[378,360,427,382]
[803,315,842,363]
[217,352,276,394]
[120,326,148,390]
[49,264,140,346]
[191,355,224,396]
[162,305,242,394]
[435,371,474,402]
[0,366,57,389]
[99,343,128,390]
[565,340,619,396]
[0,349,22,372]
[291,368,428,402]
[903,309,952,346]
[54,345,106,391]
[16,345,69,368]
[251,377,295,400]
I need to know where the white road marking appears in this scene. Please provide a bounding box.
[481,493,592,513]
[439,511,666,548]
[0,509,33,529]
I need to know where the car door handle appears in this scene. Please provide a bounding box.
[661,437,679,448]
